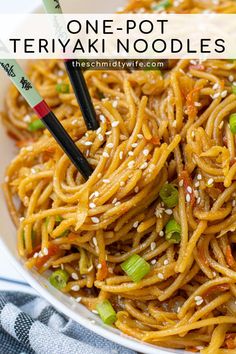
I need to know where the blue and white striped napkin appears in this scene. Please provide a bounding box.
[0,252,136,354]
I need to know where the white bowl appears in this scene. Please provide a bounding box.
[0,2,187,353]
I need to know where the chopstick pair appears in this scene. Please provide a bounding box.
[0,59,93,180]
[1,0,100,180]
[42,0,99,131]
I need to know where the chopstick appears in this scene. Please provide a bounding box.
[42,0,99,131]
[0,59,93,180]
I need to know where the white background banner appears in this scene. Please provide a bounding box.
[0,14,236,59]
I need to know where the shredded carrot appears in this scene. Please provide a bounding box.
[225,333,236,349]
[96,260,108,281]
[149,136,160,145]
[186,87,201,117]
[203,283,230,297]
[197,244,209,267]
[189,64,205,71]
[179,170,195,206]
[16,139,35,148]
[34,245,60,269]
[226,245,235,268]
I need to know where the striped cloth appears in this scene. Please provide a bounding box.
[0,287,136,354]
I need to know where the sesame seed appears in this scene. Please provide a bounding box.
[218,121,224,129]
[172,120,177,127]
[187,186,192,193]
[99,115,106,123]
[197,174,202,180]
[85,141,92,146]
[191,131,195,138]
[87,265,93,272]
[150,242,156,251]
[112,101,118,108]
[103,179,110,184]
[112,198,118,204]
[96,127,102,134]
[23,114,31,122]
[232,200,236,207]
[92,237,98,247]
[102,152,109,158]
[128,161,135,169]
[72,273,79,280]
[97,263,102,269]
[98,134,104,141]
[186,194,191,203]
[57,70,64,77]
[111,121,119,128]
[119,151,123,159]
[94,191,100,197]
[89,202,96,209]
[221,90,227,98]
[91,217,100,224]
[33,252,39,258]
[134,186,139,193]
[140,162,148,170]
[151,259,157,265]
[177,306,181,313]
[211,92,220,99]
[71,285,80,291]
[137,134,143,139]
[194,295,202,301]
[131,143,138,148]
[19,217,25,222]
[165,209,173,215]
[143,149,149,156]
[133,221,139,228]
[229,75,234,82]
[105,130,111,135]
[213,83,219,90]
[128,151,134,156]
[207,178,214,186]
[61,264,64,269]
[75,297,82,303]
[179,179,184,187]
[195,181,200,188]
[197,197,201,204]
[164,259,169,265]
[114,201,121,206]
[159,230,164,237]
[43,247,48,256]
[107,143,114,148]
[194,102,201,107]
[120,181,125,186]
[92,310,98,314]
[157,273,164,280]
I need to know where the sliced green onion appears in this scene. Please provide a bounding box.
[229,113,236,134]
[28,119,45,132]
[49,269,69,289]
[96,300,117,325]
[56,83,70,93]
[152,0,171,11]
[160,183,178,208]
[232,86,236,95]
[55,215,63,223]
[165,219,181,244]
[97,90,105,100]
[121,254,150,283]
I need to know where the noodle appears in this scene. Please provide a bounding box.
[2,0,236,352]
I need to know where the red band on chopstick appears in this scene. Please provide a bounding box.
[33,100,51,119]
